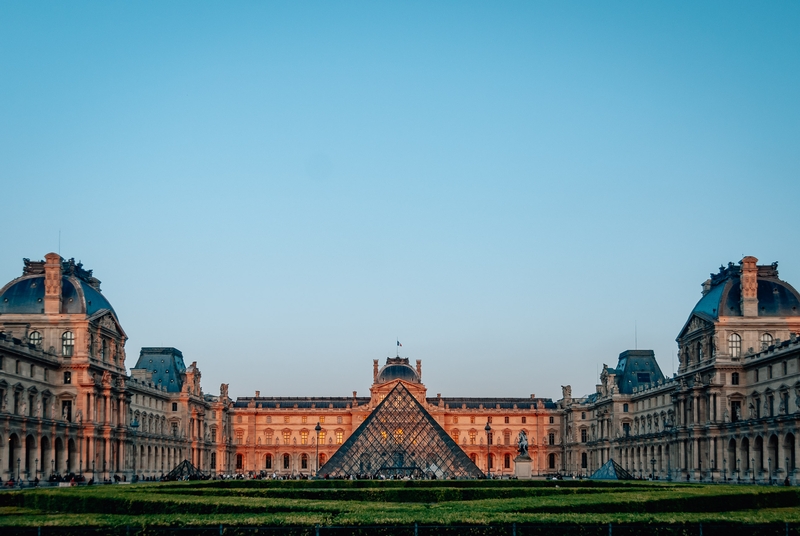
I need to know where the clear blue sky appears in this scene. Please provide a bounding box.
[1,2,798,400]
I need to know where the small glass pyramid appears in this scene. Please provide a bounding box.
[320,382,484,479]
[589,458,634,480]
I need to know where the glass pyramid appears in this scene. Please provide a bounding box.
[319,383,484,479]
[589,458,634,480]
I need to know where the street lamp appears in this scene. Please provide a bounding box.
[752,458,755,484]
[51,459,55,476]
[17,458,20,482]
[710,459,714,482]
[650,457,656,480]
[314,422,322,478]
[737,458,741,483]
[35,458,38,482]
[768,458,772,485]
[787,457,791,484]
[723,459,727,482]
[484,422,492,479]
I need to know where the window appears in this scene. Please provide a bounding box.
[265,454,272,469]
[521,416,526,424]
[337,416,342,424]
[623,423,630,437]
[63,371,71,384]
[470,416,475,424]
[211,452,217,470]
[769,395,775,417]
[284,416,290,424]
[581,412,585,419]
[172,403,178,411]
[266,416,272,423]
[301,454,308,469]
[61,331,74,357]
[487,416,492,424]
[768,365,773,379]
[102,339,108,361]
[453,416,458,424]
[756,369,760,382]
[549,433,555,445]
[728,333,741,358]
[319,431,326,444]
[283,431,290,445]
[301,431,308,445]
[623,404,629,413]
[336,431,343,444]
[319,416,325,424]
[549,416,554,424]
[504,453,511,469]
[731,401,741,422]
[581,429,587,443]
[452,430,460,442]
[761,333,774,350]
[211,428,217,442]
[581,452,588,469]
[236,431,243,444]
[754,398,761,419]
[504,432,511,445]
[731,373,740,385]
[15,360,20,374]
[235,454,243,470]
[61,400,72,422]
[469,431,476,445]
[29,331,41,347]
[302,416,307,424]
[29,364,35,378]
[637,373,650,383]
[283,454,290,469]
[44,369,48,381]
[548,453,556,469]
[504,416,509,424]
[784,361,788,375]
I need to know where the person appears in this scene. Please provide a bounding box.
[785,476,791,486]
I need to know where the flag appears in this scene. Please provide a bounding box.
[397,341,402,347]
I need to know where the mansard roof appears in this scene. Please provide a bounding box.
[690,260,800,321]
[0,257,116,317]
[233,397,371,409]
[132,347,186,393]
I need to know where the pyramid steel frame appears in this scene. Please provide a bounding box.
[319,382,484,479]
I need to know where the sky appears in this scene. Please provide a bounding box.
[1,2,799,401]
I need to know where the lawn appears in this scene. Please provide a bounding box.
[1,480,800,534]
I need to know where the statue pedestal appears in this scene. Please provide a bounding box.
[514,454,532,480]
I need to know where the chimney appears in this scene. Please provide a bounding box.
[416,359,422,380]
[740,256,759,317]
[352,391,358,407]
[373,359,379,382]
[43,253,62,315]
[255,391,260,398]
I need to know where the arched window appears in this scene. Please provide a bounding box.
[283,454,290,469]
[761,333,773,351]
[61,331,74,357]
[265,454,272,469]
[728,333,741,358]
[504,453,511,469]
[581,452,588,469]
[548,453,556,470]
[235,454,243,471]
[301,454,308,469]
[28,331,42,347]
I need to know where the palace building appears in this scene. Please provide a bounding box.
[1,253,799,482]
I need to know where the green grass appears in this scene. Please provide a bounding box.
[1,480,799,529]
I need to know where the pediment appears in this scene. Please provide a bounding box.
[677,313,714,339]
[89,310,126,337]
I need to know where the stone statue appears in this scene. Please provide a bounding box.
[1,393,7,412]
[62,405,68,421]
[517,430,529,457]
[76,409,83,424]
[561,385,572,401]
[36,399,41,418]
[723,408,730,423]
[20,399,27,417]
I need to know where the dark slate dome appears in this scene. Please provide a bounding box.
[691,261,800,319]
[0,258,115,316]
[376,357,420,384]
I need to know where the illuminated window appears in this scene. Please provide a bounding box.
[302,416,307,424]
[761,333,774,350]
[318,431,326,444]
[320,416,325,424]
[284,416,290,424]
[28,331,41,347]
[728,333,741,358]
[452,430,460,442]
[283,431,290,444]
[301,431,308,445]
[469,431,476,445]
[336,431,343,444]
[61,331,74,357]
[394,428,404,444]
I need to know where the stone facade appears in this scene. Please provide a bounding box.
[1,253,799,481]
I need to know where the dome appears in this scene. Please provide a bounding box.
[0,257,115,317]
[691,261,800,320]
[376,357,420,384]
